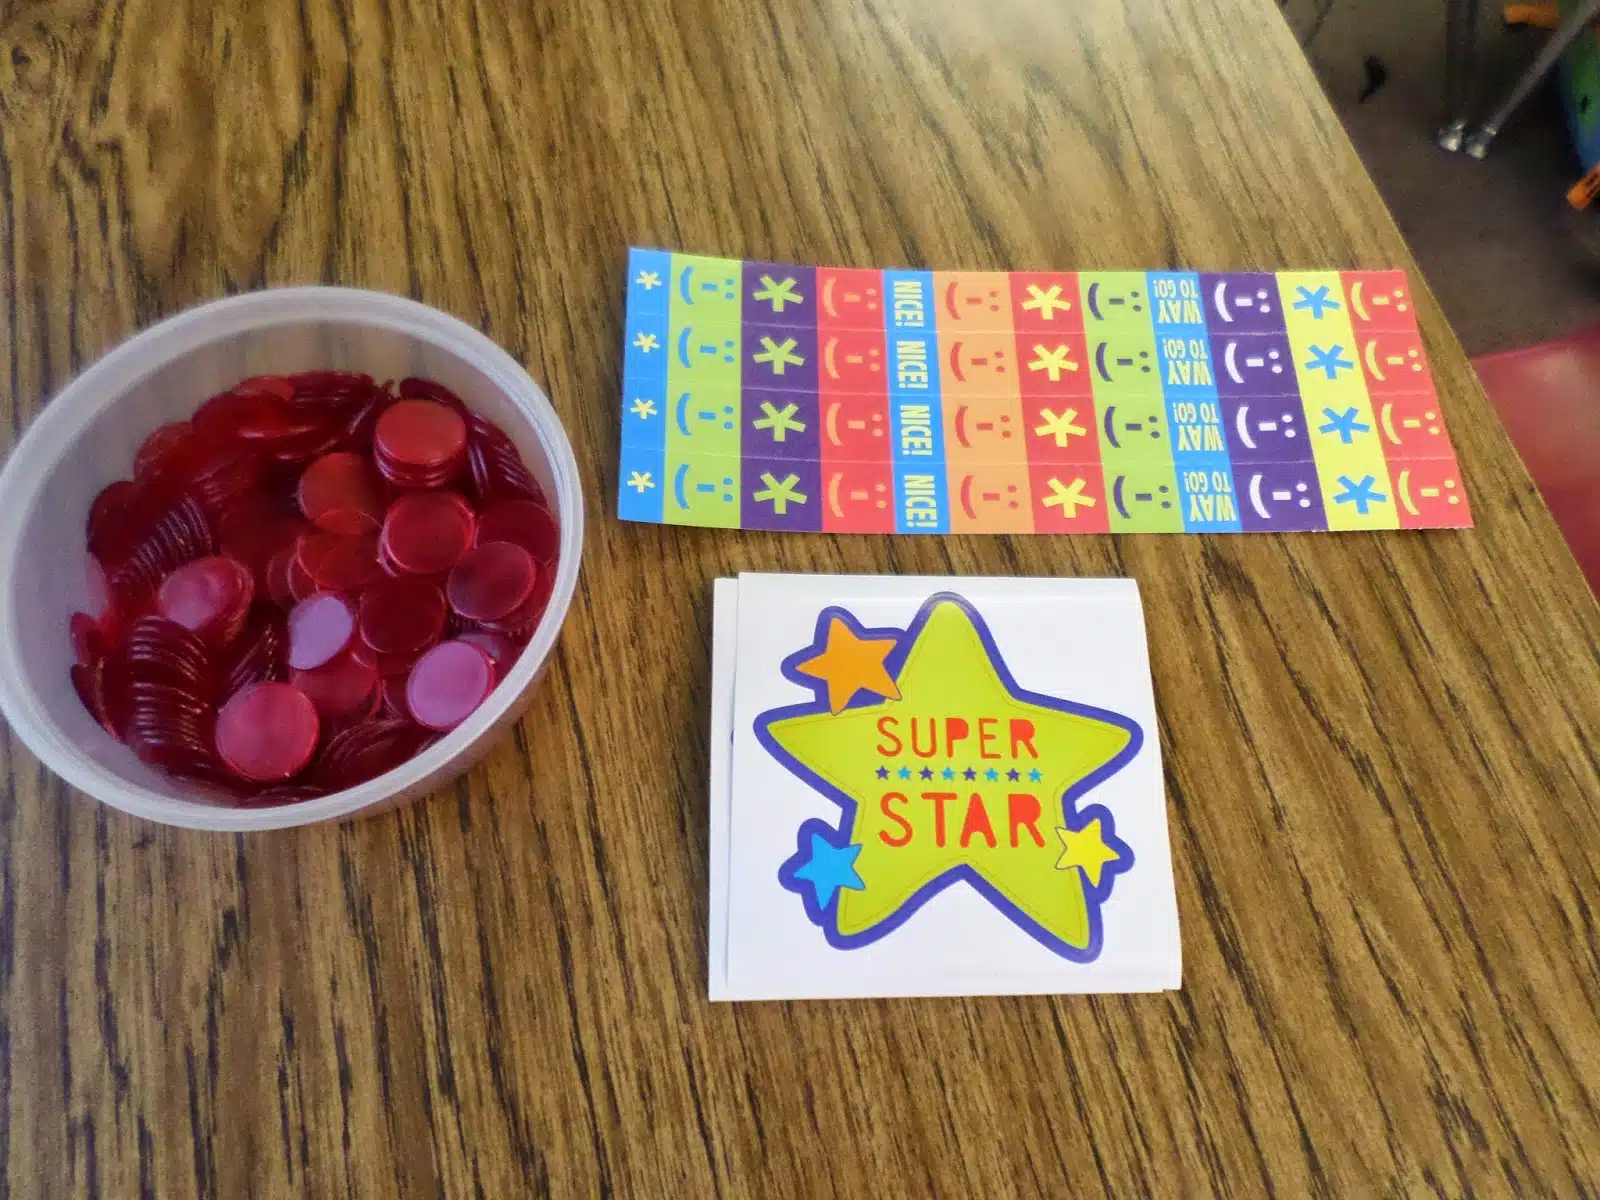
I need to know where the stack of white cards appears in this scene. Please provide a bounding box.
[708,574,1181,1001]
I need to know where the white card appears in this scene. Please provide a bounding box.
[709,574,1180,1001]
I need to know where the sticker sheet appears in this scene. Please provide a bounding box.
[619,249,1470,535]
[708,574,1179,1001]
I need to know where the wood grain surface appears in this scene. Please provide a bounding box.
[2,0,1599,1194]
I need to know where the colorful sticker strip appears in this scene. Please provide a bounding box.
[618,249,1471,534]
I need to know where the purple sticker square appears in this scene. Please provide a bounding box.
[1210,332,1295,396]
[743,322,819,393]
[1199,273,1287,333]
[743,457,822,532]
[1220,396,1314,463]
[743,263,817,329]
[743,387,820,461]
[1237,462,1327,532]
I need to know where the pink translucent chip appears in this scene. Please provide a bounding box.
[405,640,497,731]
[215,683,320,782]
[287,591,356,671]
[157,556,254,647]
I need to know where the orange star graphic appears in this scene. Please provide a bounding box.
[795,617,902,714]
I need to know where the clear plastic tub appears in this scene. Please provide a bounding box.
[0,288,584,831]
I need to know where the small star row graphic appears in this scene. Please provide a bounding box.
[874,764,1045,783]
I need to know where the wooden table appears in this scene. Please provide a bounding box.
[3,0,1598,1193]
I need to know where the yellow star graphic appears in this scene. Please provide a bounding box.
[633,332,659,353]
[636,270,662,290]
[1020,284,1073,320]
[762,598,1139,952]
[1034,406,1087,447]
[630,398,657,419]
[1042,476,1095,516]
[1055,819,1122,886]
[753,336,805,375]
[753,274,804,313]
[1028,344,1079,381]
[795,617,901,713]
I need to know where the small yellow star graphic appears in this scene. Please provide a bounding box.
[1034,407,1087,447]
[753,336,806,375]
[752,274,804,313]
[627,471,654,493]
[752,400,806,442]
[1055,819,1122,886]
[753,472,808,515]
[1042,477,1095,516]
[630,398,657,419]
[1020,284,1073,320]
[633,333,659,353]
[636,270,662,290]
[1028,344,1079,381]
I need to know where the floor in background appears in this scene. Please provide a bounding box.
[1289,0,1600,354]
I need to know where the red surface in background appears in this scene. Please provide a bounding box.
[1472,328,1600,596]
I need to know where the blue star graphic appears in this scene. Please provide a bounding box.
[1333,474,1388,515]
[897,765,912,780]
[963,767,978,780]
[875,766,890,780]
[1304,344,1355,380]
[919,766,935,780]
[1292,284,1341,320]
[790,833,864,907]
[1007,768,1021,781]
[1028,768,1043,782]
[1318,406,1371,445]
[941,766,956,780]
[984,767,1000,782]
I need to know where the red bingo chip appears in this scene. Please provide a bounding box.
[284,550,319,604]
[296,531,384,593]
[287,592,356,671]
[70,612,106,666]
[313,719,435,791]
[234,375,295,402]
[292,652,380,725]
[71,657,117,736]
[406,639,497,731]
[373,399,467,488]
[66,372,558,807]
[381,491,476,576]
[467,419,543,505]
[357,576,447,661]
[134,422,194,478]
[215,682,320,782]
[297,451,387,535]
[221,611,288,697]
[124,616,214,696]
[446,542,536,624]
[398,377,468,414]
[157,556,254,647]
[475,498,558,566]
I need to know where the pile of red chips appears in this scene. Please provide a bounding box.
[69,372,560,805]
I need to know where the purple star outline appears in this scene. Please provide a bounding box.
[754,592,1144,962]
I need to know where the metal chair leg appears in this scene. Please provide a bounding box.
[1465,0,1600,156]
[1440,0,1486,150]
